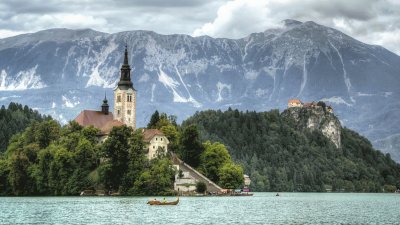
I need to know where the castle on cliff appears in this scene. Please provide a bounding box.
[288,99,333,113]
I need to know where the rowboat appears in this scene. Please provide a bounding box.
[147,198,179,205]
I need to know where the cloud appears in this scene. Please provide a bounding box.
[0,0,399,55]
[0,0,226,38]
[193,0,400,55]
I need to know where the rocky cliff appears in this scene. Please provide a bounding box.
[282,106,342,148]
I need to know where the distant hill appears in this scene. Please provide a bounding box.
[182,108,400,192]
[0,102,50,153]
[0,20,400,161]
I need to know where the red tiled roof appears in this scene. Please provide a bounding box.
[142,129,165,142]
[303,102,317,107]
[74,110,124,135]
[303,102,312,107]
[288,99,301,104]
[100,120,125,135]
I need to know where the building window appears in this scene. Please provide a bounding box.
[127,110,131,115]
[117,109,120,115]
[156,138,158,141]
[161,138,163,141]
[117,95,121,103]
[127,94,132,102]
[153,146,155,149]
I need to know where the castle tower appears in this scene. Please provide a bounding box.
[114,46,136,129]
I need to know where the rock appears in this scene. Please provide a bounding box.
[282,106,342,148]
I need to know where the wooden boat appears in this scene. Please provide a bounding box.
[147,198,179,205]
[230,192,254,196]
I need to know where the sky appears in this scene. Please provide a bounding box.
[0,0,399,55]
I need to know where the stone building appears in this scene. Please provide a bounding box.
[288,99,303,108]
[114,46,137,129]
[142,129,169,160]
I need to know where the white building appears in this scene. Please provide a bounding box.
[143,129,170,160]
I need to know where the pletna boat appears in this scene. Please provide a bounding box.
[147,198,179,205]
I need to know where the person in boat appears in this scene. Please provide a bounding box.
[276,193,279,196]
[163,197,166,203]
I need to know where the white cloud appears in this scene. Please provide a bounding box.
[192,0,400,55]
[0,29,23,38]
[193,0,277,38]
[0,0,399,55]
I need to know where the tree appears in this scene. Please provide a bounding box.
[120,130,147,194]
[133,157,175,195]
[160,124,180,152]
[196,181,207,194]
[100,125,133,192]
[218,163,244,189]
[35,120,61,149]
[0,160,10,195]
[147,110,160,129]
[8,152,32,195]
[179,125,204,168]
[200,141,231,182]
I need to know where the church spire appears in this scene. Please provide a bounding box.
[101,92,109,115]
[124,45,129,65]
[117,45,134,90]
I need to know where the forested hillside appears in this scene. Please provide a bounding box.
[182,109,400,192]
[0,102,50,153]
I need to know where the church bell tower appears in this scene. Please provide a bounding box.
[114,45,136,129]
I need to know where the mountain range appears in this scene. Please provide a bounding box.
[0,19,399,161]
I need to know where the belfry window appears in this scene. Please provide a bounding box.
[127,94,132,102]
[127,110,131,115]
[117,95,121,103]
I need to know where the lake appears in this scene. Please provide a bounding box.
[0,193,399,224]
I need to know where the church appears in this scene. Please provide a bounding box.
[74,46,169,160]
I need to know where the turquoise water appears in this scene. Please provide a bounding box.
[0,193,399,225]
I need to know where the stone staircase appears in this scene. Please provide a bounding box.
[171,154,224,194]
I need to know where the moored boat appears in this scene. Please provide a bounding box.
[147,197,179,205]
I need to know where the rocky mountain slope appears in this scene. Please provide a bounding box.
[0,20,399,161]
[282,106,342,148]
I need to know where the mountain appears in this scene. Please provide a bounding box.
[182,109,400,192]
[0,20,399,161]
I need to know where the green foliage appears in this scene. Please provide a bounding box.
[199,141,231,182]
[132,157,176,196]
[183,109,400,192]
[101,126,133,191]
[218,163,244,189]
[196,181,207,193]
[179,124,204,168]
[0,160,10,195]
[147,110,160,129]
[120,129,147,194]
[0,114,174,196]
[0,102,50,153]
[160,124,180,153]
